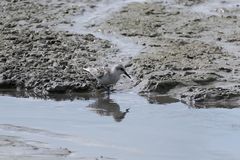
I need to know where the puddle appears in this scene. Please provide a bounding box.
[1,91,240,159]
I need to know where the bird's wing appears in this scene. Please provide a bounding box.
[83,67,110,79]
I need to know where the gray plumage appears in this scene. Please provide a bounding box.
[83,64,131,87]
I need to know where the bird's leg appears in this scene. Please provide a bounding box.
[107,86,111,98]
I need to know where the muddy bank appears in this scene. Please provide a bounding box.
[93,1,240,108]
[0,0,118,95]
[0,133,71,159]
[0,124,114,160]
[1,0,240,107]
[0,135,71,157]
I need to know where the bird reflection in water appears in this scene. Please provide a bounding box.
[86,95,129,122]
[0,89,130,122]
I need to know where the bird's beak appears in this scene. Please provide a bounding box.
[123,70,131,79]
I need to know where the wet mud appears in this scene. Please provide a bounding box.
[93,0,240,108]
[0,0,118,95]
[1,0,240,105]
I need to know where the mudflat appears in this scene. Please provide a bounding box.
[1,0,240,159]
[1,0,240,107]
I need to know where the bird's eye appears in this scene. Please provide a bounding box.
[120,68,124,71]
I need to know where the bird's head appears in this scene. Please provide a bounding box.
[115,64,131,79]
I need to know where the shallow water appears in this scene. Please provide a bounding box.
[1,91,240,160]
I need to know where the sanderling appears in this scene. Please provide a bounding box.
[83,64,131,94]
